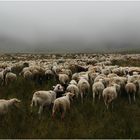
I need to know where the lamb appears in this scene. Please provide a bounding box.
[0,98,21,115]
[78,77,90,103]
[52,92,75,120]
[102,84,120,109]
[92,79,105,103]
[30,84,64,117]
[125,82,137,104]
[66,80,79,98]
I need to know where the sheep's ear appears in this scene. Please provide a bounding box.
[16,99,21,103]
[53,86,55,89]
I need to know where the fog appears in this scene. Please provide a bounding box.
[0,1,140,53]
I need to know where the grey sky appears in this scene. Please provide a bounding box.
[0,1,140,52]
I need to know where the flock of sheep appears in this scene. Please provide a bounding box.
[0,53,140,120]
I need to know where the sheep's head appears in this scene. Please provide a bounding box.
[112,83,121,93]
[63,92,75,101]
[10,98,21,108]
[53,84,64,93]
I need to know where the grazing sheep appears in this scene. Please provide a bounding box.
[78,78,90,103]
[102,84,120,109]
[31,90,56,117]
[31,84,64,117]
[125,82,137,104]
[66,80,79,98]
[88,72,99,85]
[92,79,105,103]
[72,73,79,82]
[23,70,33,80]
[5,72,17,85]
[108,73,118,78]
[0,98,21,115]
[58,73,69,87]
[45,69,54,80]
[52,92,75,120]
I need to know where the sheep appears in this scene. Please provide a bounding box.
[61,69,72,78]
[125,82,137,104]
[88,72,99,85]
[58,73,69,87]
[66,80,79,98]
[45,69,54,80]
[78,77,90,103]
[72,73,79,82]
[0,98,21,115]
[102,84,120,109]
[110,76,127,95]
[0,68,12,86]
[101,68,111,75]
[23,70,33,80]
[108,73,118,78]
[31,84,64,117]
[52,92,75,120]
[53,84,65,98]
[5,72,17,85]
[92,79,105,103]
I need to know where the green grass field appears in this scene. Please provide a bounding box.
[0,60,140,138]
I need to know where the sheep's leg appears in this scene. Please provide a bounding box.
[52,111,55,119]
[99,93,101,101]
[81,92,83,104]
[104,99,108,110]
[61,112,65,120]
[38,105,43,119]
[111,102,114,110]
[128,94,131,104]
[133,93,136,103]
[30,103,33,113]
[93,92,95,103]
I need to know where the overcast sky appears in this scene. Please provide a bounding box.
[0,1,140,52]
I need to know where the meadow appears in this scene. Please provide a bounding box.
[0,58,140,139]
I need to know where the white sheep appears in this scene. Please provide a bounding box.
[78,77,90,103]
[5,72,17,85]
[102,84,120,109]
[31,84,64,117]
[52,92,75,120]
[125,82,137,104]
[23,70,33,80]
[66,80,79,98]
[92,79,105,103]
[0,98,21,114]
[58,73,69,86]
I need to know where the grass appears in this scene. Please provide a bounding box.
[0,58,140,138]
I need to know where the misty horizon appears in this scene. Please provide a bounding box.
[0,1,140,53]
